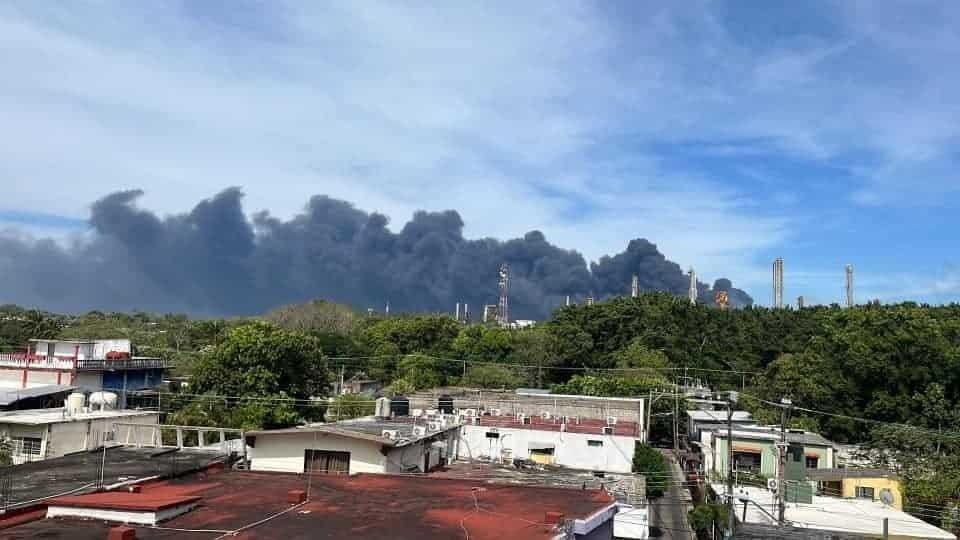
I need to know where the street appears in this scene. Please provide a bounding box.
[649,451,694,539]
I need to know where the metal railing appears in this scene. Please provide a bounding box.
[0,353,173,371]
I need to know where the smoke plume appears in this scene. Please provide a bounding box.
[0,189,752,318]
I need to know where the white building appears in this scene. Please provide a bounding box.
[687,409,754,442]
[711,483,956,540]
[245,416,461,474]
[0,407,159,464]
[457,414,642,473]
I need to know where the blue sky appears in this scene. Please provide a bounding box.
[1,1,958,306]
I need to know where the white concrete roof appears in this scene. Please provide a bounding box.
[0,408,157,426]
[711,483,956,540]
[687,410,753,422]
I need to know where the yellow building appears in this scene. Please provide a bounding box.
[806,468,903,510]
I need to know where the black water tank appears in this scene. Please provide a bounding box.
[390,396,410,417]
[438,395,454,414]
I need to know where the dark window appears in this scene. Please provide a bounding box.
[856,486,875,500]
[587,440,603,448]
[13,437,42,456]
[805,456,819,469]
[304,450,350,474]
[485,431,500,439]
[733,452,761,474]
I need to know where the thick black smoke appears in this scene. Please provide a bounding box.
[0,190,752,318]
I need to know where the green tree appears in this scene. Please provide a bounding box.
[632,443,668,498]
[396,354,445,390]
[461,364,520,389]
[192,321,330,399]
[328,393,375,421]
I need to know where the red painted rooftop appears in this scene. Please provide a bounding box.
[474,415,640,437]
[47,490,201,512]
[0,471,614,540]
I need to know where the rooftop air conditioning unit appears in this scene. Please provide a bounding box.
[463,408,477,417]
[412,409,424,417]
[606,416,618,426]
[541,411,552,420]
[490,408,502,416]
[602,426,614,435]
[427,421,442,432]
[382,430,400,440]
[412,426,427,437]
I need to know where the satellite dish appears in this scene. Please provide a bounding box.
[880,489,895,506]
[767,478,778,491]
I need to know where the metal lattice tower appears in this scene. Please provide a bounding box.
[773,257,784,309]
[845,264,854,308]
[497,263,509,326]
[631,274,639,298]
[688,267,697,305]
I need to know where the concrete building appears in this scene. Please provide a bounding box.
[458,412,642,473]
[712,483,955,540]
[700,425,835,480]
[245,415,461,474]
[686,409,754,442]
[411,388,646,435]
[0,339,172,407]
[806,467,904,510]
[0,407,159,464]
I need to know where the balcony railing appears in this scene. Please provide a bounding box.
[0,353,173,371]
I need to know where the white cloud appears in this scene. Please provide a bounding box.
[1,2,959,305]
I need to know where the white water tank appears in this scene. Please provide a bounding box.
[89,391,118,411]
[66,393,86,416]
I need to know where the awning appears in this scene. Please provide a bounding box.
[732,446,762,454]
[0,385,77,406]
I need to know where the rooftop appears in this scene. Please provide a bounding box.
[710,483,955,540]
[0,385,76,406]
[687,410,753,422]
[0,446,224,510]
[472,414,641,437]
[1,470,616,540]
[804,467,900,481]
[0,407,157,426]
[246,415,460,447]
[708,426,834,447]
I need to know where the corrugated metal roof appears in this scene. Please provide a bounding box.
[0,384,76,406]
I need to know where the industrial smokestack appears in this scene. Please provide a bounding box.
[773,258,784,309]
[631,274,639,298]
[688,268,697,305]
[845,265,854,308]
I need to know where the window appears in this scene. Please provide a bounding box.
[805,456,819,469]
[587,440,603,448]
[733,451,761,474]
[12,437,42,456]
[856,486,875,500]
[304,450,350,474]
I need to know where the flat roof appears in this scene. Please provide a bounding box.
[0,385,76,406]
[471,415,641,437]
[0,407,157,426]
[246,416,460,447]
[687,410,753,422]
[710,483,955,540]
[0,446,224,511]
[2,470,616,540]
[709,426,834,447]
[804,467,900,481]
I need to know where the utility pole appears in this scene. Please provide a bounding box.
[778,397,793,525]
[673,376,680,455]
[339,365,345,396]
[726,391,737,538]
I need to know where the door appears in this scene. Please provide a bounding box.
[304,450,350,474]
